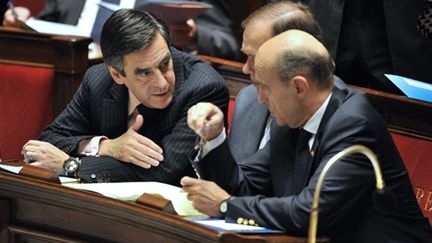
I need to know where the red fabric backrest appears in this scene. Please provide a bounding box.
[391,132,432,224]
[227,97,235,135]
[0,63,54,160]
[13,0,46,16]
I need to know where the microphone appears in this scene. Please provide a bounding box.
[307,145,395,243]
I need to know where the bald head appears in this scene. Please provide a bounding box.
[256,29,334,90]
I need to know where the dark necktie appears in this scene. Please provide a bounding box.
[417,0,432,38]
[136,104,165,138]
[291,128,313,193]
[90,0,121,43]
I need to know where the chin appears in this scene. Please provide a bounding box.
[152,94,173,109]
[274,117,286,127]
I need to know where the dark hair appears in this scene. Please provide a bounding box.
[278,48,335,90]
[100,9,170,75]
[241,1,323,42]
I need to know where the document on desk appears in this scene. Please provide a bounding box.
[191,218,283,234]
[385,74,432,103]
[25,18,85,37]
[63,181,205,217]
[0,164,23,174]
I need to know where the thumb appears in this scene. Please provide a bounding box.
[132,114,144,132]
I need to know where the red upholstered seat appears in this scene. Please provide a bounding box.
[392,132,432,224]
[226,97,235,135]
[0,63,54,160]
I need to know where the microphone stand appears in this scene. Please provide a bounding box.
[307,145,385,243]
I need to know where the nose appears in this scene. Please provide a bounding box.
[257,86,267,105]
[242,59,253,75]
[154,69,169,91]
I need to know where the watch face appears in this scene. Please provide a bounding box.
[219,200,228,214]
[65,159,79,173]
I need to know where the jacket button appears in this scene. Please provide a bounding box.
[236,217,244,224]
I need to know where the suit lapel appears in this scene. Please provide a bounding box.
[101,83,128,138]
[284,87,347,195]
[309,87,348,173]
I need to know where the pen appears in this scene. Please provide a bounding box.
[8,0,19,20]
[191,135,203,179]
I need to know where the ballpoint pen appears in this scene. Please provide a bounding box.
[7,0,19,20]
[190,120,211,180]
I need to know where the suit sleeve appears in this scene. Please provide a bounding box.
[38,66,95,155]
[200,137,273,196]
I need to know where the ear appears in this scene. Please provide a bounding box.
[108,65,125,85]
[293,76,309,96]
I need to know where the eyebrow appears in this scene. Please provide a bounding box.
[160,52,171,66]
[133,52,172,76]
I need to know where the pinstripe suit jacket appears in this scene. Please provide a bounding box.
[38,48,229,185]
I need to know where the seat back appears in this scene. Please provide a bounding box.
[0,63,54,160]
[391,132,432,224]
[0,27,91,160]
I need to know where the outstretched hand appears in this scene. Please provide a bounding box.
[98,114,164,169]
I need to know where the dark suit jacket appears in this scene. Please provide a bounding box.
[38,0,240,60]
[200,86,432,242]
[302,0,432,84]
[195,0,241,60]
[228,85,269,163]
[38,48,229,185]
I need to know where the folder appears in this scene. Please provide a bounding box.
[385,74,432,103]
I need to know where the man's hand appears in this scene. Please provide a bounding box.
[187,102,224,141]
[98,114,164,169]
[169,19,197,50]
[3,7,30,27]
[181,176,230,217]
[22,140,69,172]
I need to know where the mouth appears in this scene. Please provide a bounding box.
[153,91,169,97]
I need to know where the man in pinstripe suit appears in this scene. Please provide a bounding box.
[22,9,229,185]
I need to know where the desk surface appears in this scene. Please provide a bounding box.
[0,171,328,243]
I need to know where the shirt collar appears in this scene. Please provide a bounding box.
[128,90,141,116]
[303,92,333,136]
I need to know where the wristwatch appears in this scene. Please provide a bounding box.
[219,196,234,217]
[63,157,81,178]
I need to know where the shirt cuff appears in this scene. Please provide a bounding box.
[202,127,226,157]
[79,136,107,156]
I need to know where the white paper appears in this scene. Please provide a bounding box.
[63,181,205,216]
[0,164,23,174]
[195,219,267,231]
[25,18,86,37]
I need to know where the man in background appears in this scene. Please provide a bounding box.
[229,1,344,162]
